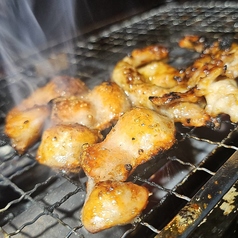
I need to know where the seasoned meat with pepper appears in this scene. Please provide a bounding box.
[50,81,131,130]
[81,179,149,233]
[81,107,176,182]
[36,123,102,172]
[111,44,216,127]
[5,76,88,154]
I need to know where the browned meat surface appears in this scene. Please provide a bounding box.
[81,180,149,233]
[111,44,216,127]
[50,81,131,130]
[5,105,50,154]
[18,76,89,110]
[5,76,88,154]
[81,107,176,182]
[179,35,238,122]
[36,124,102,173]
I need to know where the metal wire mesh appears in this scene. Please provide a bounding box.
[1,1,238,237]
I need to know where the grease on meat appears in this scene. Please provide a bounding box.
[5,76,88,154]
[50,81,131,130]
[5,105,49,154]
[81,180,149,233]
[111,44,216,127]
[36,124,102,172]
[81,107,176,182]
[179,35,238,122]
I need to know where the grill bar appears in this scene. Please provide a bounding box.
[155,150,238,238]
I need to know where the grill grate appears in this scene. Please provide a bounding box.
[1,1,238,237]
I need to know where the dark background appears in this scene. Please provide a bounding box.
[0,0,234,70]
[0,0,164,63]
[33,0,165,40]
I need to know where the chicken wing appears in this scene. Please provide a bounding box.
[36,124,102,173]
[81,107,176,182]
[81,180,149,233]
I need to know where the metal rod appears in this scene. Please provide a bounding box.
[154,150,238,238]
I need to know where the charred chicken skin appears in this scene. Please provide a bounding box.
[179,35,238,122]
[111,44,217,127]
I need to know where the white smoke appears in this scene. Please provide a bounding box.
[0,0,76,77]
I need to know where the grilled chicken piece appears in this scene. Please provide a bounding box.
[138,61,180,88]
[179,35,238,122]
[179,35,238,79]
[81,180,149,233]
[5,76,88,154]
[125,45,169,68]
[111,44,184,109]
[178,35,206,53]
[51,96,96,128]
[112,45,169,89]
[81,107,176,182]
[222,43,238,79]
[153,101,215,127]
[18,76,89,110]
[80,105,174,232]
[149,88,219,128]
[111,44,216,127]
[5,105,50,154]
[123,83,169,111]
[36,124,102,172]
[50,81,131,130]
[204,78,238,122]
[179,54,225,92]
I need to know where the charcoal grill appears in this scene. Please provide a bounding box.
[1,1,238,237]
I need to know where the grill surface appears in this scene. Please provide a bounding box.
[1,1,238,238]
